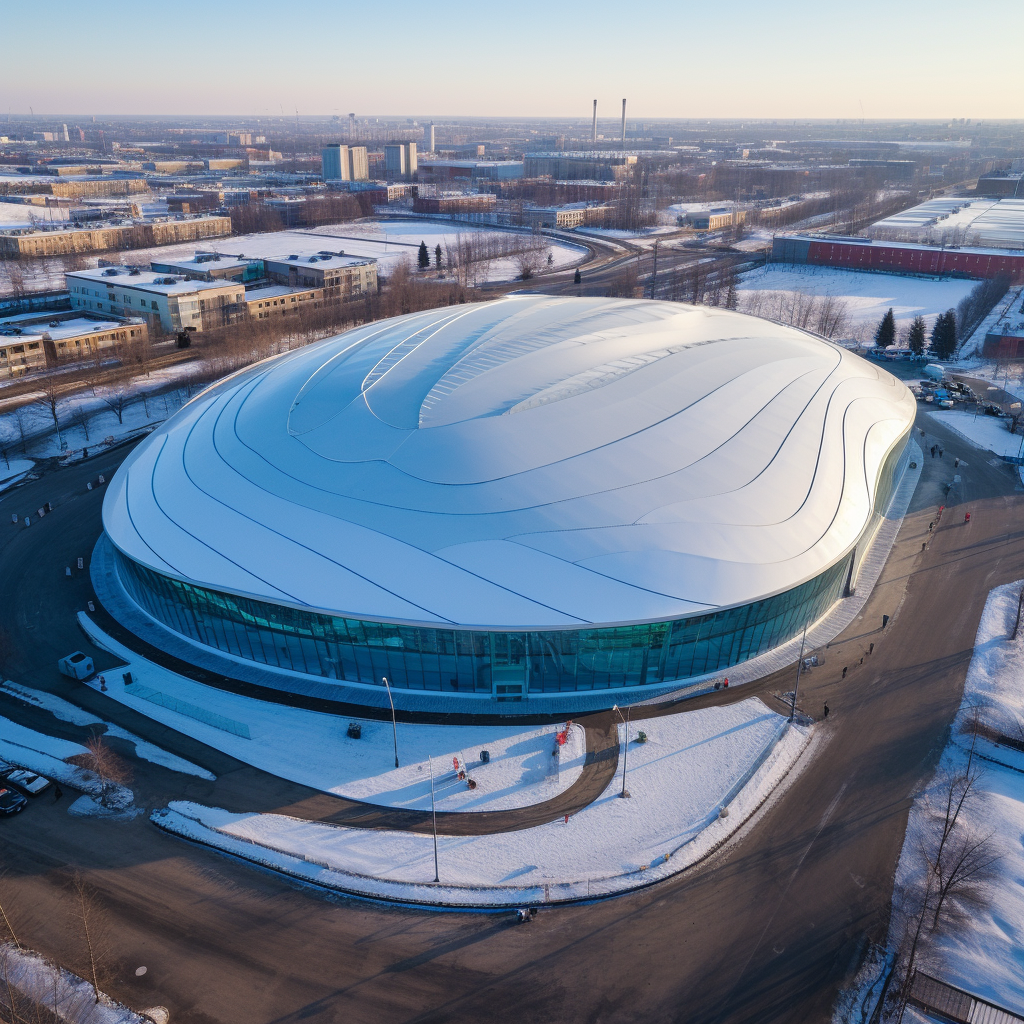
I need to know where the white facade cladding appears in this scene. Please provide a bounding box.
[103,297,916,701]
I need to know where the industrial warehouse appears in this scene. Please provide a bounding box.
[94,296,916,713]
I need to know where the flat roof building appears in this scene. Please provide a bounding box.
[67,267,245,334]
[385,142,417,180]
[100,297,914,714]
[0,310,147,376]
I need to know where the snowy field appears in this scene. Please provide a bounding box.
[78,615,586,812]
[0,219,586,294]
[888,581,1024,1015]
[737,265,977,337]
[926,409,1023,459]
[155,699,807,905]
[301,218,586,280]
[0,361,201,462]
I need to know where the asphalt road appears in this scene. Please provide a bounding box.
[0,409,1021,1024]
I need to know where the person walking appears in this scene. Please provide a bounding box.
[939,448,944,458]
[869,643,874,655]
[965,511,971,523]
[823,703,830,719]
[842,666,847,679]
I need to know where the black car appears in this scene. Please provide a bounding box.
[0,786,28,816]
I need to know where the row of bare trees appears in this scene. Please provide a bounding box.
[740,288,852,339]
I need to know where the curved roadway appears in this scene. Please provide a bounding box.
[0,410,1019,1023]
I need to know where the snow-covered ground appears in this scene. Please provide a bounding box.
[0,942,155,1024]
[925,409,1023,459]
[154,699,810,906]
[0,457,33,491]
[888,581,1024,1015]
[1,680,214,779]
[302,218,585,281]
[737,265,977,339]
[0,714,131,806]
[0,361,201,463]
[77,615,586,812]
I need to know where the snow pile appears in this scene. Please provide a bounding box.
[0,716,132,808]
[1,680,215,780]
[154,699,811,906]
[888,581,1024,1015]
[78,617,585,811]
[926,409,1023,460]
[0,942,150,1023]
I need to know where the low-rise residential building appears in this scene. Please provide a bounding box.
[521,202,615,229]
[413,193,497,214]
[150,252,264,283]
[0,310,147,376]
[245,283,321,319]
[66,267,245,333]
[0,214,232,257]
[263,252,376,299]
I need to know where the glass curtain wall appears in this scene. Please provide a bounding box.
[113,433,908,697]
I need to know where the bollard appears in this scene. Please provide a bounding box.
[87,481,93,491]
[23,517,30,527]
[10,514,17,525]
[46,501,52,512]
[37,507,45,517]
[65,567,71,577]
[77,557,84,570]
[87,601,95,613]
[97,474,105,484]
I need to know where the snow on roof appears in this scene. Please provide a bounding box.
[244,284,308,300]
[103,296,915,629]
[263,253,374,270]
[67,268,238,295]
[151,254,251,272]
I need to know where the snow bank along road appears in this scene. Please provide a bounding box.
[1,411,1023,1023]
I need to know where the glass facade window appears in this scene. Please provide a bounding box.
[115,548,851,697]
[113,434,908,699]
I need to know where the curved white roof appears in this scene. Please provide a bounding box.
[103,297,916,629]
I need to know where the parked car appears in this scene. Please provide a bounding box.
[0,768,52,796]
[0,786,28,816]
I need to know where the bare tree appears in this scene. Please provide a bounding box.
[34,376,65,447]
[66,736,132,809]
[97,369,131,426]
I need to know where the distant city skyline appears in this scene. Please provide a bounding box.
[5,0,1021,120]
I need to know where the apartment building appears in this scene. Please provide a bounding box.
[263,253,377,299]
[67,267,245,333]
[0,310,147,377]
[0,215,232,257]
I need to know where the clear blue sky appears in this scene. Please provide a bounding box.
[6,0,1020,120]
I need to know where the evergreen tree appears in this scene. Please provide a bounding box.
[907,315,926,357]
[417,240,430,269]
[929,309,958,360]
[874,307,896,348]
[725,282,738,309]
[434,244,443,269]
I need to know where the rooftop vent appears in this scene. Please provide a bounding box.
[288,254,298,260]
[102,268,119,276]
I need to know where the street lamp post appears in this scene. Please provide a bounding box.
[611,704,632,798]
[791,623,808,722]
[427,755,440,883]
[382,676,399,768]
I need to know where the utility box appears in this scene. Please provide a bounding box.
[58,651,94,680]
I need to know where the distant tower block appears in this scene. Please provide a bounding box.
[592,99,598,144]
[348,112,356,138]
[621,99,627,145]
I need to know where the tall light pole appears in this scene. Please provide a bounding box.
[382,676,399,768]
[427,755,439,883]
[611,704,631,798]
[791,623,808,722]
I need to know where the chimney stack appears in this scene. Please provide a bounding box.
[592,99,598,145]
[621,98,627,146]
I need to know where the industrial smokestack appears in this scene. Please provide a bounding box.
[592,99,598,144]
[621,98,627,146]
